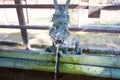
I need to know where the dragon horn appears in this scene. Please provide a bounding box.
[53,0,59,10]
[65,0,71,11]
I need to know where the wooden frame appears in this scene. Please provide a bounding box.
[0,1,120,49]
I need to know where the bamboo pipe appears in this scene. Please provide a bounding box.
[0,50,120,68]
[0,57,120,79]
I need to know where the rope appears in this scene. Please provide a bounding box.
[84,47,120,55]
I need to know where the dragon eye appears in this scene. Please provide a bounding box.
[59,22,62,24]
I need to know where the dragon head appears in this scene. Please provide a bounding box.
[49,0,71,44]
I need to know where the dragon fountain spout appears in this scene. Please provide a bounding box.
[48,0,82,54]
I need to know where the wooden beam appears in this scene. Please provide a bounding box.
[0,25,120,33]
[0,4,88,9]
[0,4,120,10]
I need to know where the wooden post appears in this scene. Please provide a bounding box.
[3,0,8,24]
[78,0,89,27]
[14,0,30,49]
[88,0,101,18]
[24,0,29,23]
[78,0,81,27]
[88,6,101,18]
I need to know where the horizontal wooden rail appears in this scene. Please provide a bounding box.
[0,4,120,10]
[0,25,120,33]
[0,4,87,9]
[0,25,49,30]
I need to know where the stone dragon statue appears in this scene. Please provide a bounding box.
[46,0,82,55]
